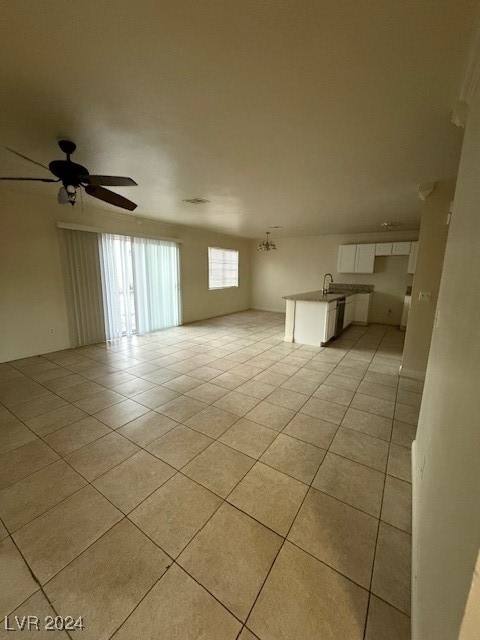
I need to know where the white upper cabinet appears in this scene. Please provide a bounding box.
[337,244,357,273]
[375,242,392,255]
[392,241,411,255]
[354,243,375,273]
[407,241,419,273]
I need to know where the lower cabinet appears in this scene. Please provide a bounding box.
[326,305,337,342]
[343,298,355,328]
[353,293,371,324]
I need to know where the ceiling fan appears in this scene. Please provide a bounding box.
[0,140,138,211]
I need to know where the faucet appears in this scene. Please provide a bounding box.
[322,273,334,295]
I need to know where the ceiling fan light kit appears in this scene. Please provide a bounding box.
[257,231,277,251]
[1,140,138,211]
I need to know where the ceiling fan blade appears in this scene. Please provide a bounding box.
[6,147,50,171]
[85,175,137,187]
[84,184,137,211]
[57,186,69,204]
[0,176,58,182]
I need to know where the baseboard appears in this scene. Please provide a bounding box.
[411,439,418,638]
[399,365,426,381]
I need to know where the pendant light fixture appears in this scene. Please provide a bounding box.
[257,231,277,252]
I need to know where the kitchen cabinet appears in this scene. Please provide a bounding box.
[326,304,337,341]
[354,243,375,273]
[375,242,393,256]
[337,244,357,273]
[293,299,337,346]
[337,244,375,273]
[392,241,411,255]
[353,293,371,325]
[408,241,419,274]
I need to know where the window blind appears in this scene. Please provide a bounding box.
[208,247,239,289]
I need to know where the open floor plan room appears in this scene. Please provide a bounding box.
[0,311,415,640]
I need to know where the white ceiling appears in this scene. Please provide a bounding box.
[0,1,475,238]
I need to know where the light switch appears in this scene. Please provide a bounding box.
[419,291,431,302]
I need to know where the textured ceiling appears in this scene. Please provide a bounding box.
[0,1,476,237]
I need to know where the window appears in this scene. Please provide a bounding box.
[208,247,239,289]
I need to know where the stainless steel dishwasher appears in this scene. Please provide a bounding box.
[334,297,346,338]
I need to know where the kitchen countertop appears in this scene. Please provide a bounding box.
[283,290,349,302]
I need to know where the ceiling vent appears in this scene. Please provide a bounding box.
[183,197,210,204]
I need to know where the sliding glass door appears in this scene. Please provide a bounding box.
[99,233,180,340]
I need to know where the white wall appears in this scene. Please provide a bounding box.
[401,179,453,378]
[412,91,480,639]
[251,230,418,324]
[0,189,251,362]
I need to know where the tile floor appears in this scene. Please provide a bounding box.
[0,311,418,639]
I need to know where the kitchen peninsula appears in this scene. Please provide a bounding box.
[283,285,373,346]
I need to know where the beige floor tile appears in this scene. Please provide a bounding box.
[56,381,104,402]
[254,370,290,387]
[330,428,389,472]
[245,401,295,431]
[394,402,419,426]
[230,363,265,378]
[65,432,139,481]
[236,380,276,400]
[44,519,170,640]
[10,395,67,421]
[291,367,328,385]
[381,476,412,533]
[342,408,392,441]
[185,405,239,438]
[130,473,222,557]
[387,444,411,482]
[117,411,177,446]
[238,628,259,640]
[183,442,255,497]
[93,450,175,513]
[93,399,149,429]
[396,388,422,408]
[358,380,396,401]
[0,537,39,618]
[0,590,69,639]
[0,460,86,532]
[280,376,319,395]
[363,371,398,389]
[228,463,308,535]
[13,485,122,584]
[25,404,87,436]
[312,452,384,517]
[350,393,395,419]
[190,365,224,381]
[365,595,411,640]
[265,388,309,411]
[324,373,361,391]
[44,417,111,456]
[333,365,365,381]
[147,425,212,469]
[248,541,368,640]
[371,523,411,614]
[112,564,241,640]
[213,391,260,417]
[133,386,179,409]
[157,396,208,422]
[391,421,416,448]
[313,384,354,406]
[73,389,125,415]
[219,419,277,459]
[44,373,86,392]
[289,489,377,588]
[0,420,37,456]
[178,503,282,620]
[283,412,337,448]
[300,397,347,425]
[212,371,249,390]
[261,433,325,483]
[111,377,156,397]
[185,382,229,403]
[398,377,424,393]
[163,374,203,393]
[0,440,59,490]
[95,371,136,389]
[0,521,7,540]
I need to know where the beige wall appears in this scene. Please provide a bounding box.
[401,180,453,378]
[251,230,418,324]
[412,91,480,640]
[0,189,251,362]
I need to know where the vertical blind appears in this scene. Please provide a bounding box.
[132,237,181,334]
[61,230,106,346]
[208,247,239,289]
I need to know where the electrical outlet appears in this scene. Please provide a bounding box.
[418,291,431,302]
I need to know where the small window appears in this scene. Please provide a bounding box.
[208,247,239,289]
